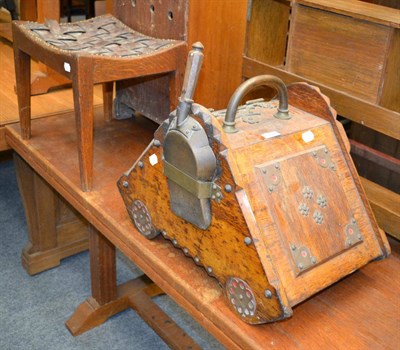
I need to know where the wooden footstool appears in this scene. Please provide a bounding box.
[12,14,186,191]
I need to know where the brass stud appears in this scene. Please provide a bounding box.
[244,237,252,246]
[264,289,273,299]
[224,184,232,193]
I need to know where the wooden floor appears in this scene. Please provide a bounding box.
[0,37,103,151]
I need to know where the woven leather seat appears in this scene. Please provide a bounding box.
[12,14,186,191]
[23,15,176,57]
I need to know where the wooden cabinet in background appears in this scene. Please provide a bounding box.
[112,0,248,120]
[243,0,400,239]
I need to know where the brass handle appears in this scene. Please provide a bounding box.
[222,75,291,134]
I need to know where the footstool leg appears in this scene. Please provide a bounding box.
[102,82,114,122]
[72,58,94,191]
[13,47,31,139]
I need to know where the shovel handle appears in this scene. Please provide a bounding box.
[176,42,204,126]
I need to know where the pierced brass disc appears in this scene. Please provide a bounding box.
[226,277,257,319]
[129,199,159,239]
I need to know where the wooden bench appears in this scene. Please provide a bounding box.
[5,109,400,349]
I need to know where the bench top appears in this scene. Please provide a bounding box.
[5,110,400,349]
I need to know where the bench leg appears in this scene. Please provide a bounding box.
[65,226,201,349]
[89,225,117,305]
[13,46,31,139]
[65,225,119,335]
[14,154,89,275]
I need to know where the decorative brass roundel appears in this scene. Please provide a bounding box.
[129,199,159,239]
[226,277,257,318]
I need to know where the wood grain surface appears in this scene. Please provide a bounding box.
[212,83,388,306]
[187,0,248,109]
[286,5,391,103]
[243,0,400,243]
[13,153,88,275]
[11,15,186,190]
[295,0,400,27]
[242,57,400,141]
[3,1,399,346]
[5,104,399,349]
[245,0,290,66]
[118,119,285,323]
[111,0,248,111]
